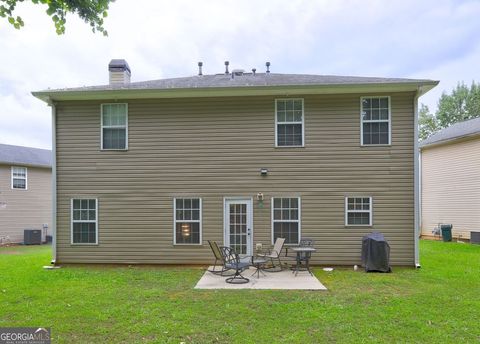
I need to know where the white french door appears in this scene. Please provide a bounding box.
[224,198,253,256]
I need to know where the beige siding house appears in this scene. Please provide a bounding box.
[420,118,480,240]
[33,60,437,266]
[0,144,52,243]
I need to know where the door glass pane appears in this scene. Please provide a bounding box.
[229,203,247,255]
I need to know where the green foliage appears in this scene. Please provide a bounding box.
[419,81,480,140]
[1,242,480,343]
[419,104,439,141]
[437,82,480,127]
[0,0,112,35]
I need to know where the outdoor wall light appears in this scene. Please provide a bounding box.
[260,168,268,176]
[181,223,191,237]
[256,192,264,201]
[257,192,264,208]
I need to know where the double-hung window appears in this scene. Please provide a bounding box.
[361,97,390,145]
[272,197,300,244]
[71,199,98,244]
[101,103,128,150]
[275,99,304,147]
[174,198,202,244]
[11,167,27,189]
[345,197,372,226]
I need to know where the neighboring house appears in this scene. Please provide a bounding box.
[0,144,52,243]
[420,117,480,240]
[33,60,438,266]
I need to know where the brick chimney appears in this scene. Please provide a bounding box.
[108,59,131,85]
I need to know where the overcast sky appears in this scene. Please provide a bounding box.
[1,0,479,149]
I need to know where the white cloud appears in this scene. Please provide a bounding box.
[0,0,479,148]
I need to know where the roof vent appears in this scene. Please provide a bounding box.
[198,62,203,76]
[252,68,256,76]
[108,59,131,85]
[224,61,230,74]
[266,61,271,73]
[232,69,245,76]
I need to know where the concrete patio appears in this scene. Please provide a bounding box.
[194,266,327,290]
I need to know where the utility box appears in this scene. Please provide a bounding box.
[471,232,480,245]
[24,229,42,245]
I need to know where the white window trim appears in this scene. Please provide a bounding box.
[360,96,391,146]
[344,196,373,227]
[275,98,305,148]
[271,196,301,245]
[101,103,129,151]
[173,198,203,245]
[11,166,27,190]
[70,198,99,245]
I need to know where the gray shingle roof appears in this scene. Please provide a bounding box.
[37,73,437,93]
[420,117,480,148]
[0,144,52,168]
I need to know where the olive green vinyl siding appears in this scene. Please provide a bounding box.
[0,164,52,243]
[55,92,415,265]
[421,137,480,240]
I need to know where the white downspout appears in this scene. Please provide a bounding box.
[48,98,57,265]
[414,89,421,268]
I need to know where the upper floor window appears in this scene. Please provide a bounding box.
[11,167,27,190]
[345,197,372,226]
[71,198,98,244]
[272,197,301,244]
[275,99,304,147]
[361,97,390,145]
[101,103,128,150]
[174,198,202,245]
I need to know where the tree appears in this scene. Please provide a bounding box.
[436,82,480,128]
[0,0,113,35]
[418,104,439,141]
[419,81,480,140]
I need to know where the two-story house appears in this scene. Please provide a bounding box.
[33,60,437,266]
[0,144,52,244]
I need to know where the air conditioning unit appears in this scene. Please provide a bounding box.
[24,229,42,245]
[471,232,480,245]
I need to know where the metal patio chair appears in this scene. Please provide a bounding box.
[257,237,286,271]
[207,240,231,275]
[221,246,251,284]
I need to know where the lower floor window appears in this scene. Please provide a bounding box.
[272,197,300,244]
[345,197,372,226]
[174,198,202,244]
[72,199,98,244]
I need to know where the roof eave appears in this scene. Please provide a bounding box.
[32,81,439,103]
[0,161,52,169]
[420,131,480,150]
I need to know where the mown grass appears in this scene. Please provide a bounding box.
[1,241,479,343]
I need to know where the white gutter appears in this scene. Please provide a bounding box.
[48,98,57,265]
[414,88,421,268]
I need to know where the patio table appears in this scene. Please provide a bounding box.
[291,247,316,276]
[250,257,268,278]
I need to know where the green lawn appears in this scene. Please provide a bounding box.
[1,241,479,343]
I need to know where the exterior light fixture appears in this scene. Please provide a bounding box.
[256,192,264,201]
[260,168,268,176]
[257,192,264,208]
